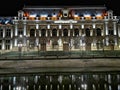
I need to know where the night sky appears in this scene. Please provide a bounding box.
[0,0,119,16]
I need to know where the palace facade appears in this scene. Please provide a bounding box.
[0,5,120,52]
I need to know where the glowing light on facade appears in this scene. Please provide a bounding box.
[47,24,50,29]
[36,24,39,29]
[54,20,77,23]
[52,14,57,17]
[41,14,47,17]
[84,14,91,17]
[96,14,102,17]
[74,15,78,17]
[29,14,36,17]
[81,24,84,29]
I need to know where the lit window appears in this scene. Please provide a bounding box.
[84,14,91,20]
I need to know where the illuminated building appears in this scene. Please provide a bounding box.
[0,5,120,52]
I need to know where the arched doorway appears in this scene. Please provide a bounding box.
[29,29,35,49]
[41,29,46,37]
[74,28,79,36]
[85,28,90,36]
[52,29,57,37]
[109,39,114,50]
[30,29,35,37]
[52,40,58,50]
[97,40,103,50]
[63,28,68,36]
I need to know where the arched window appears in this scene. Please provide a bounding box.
[30,29,35,37]
[85,28,90,36]
[96,28,101,36]
[74,28,79,36]
[63,28,68,36]
[52,29,57,37]
[41,29,46,37]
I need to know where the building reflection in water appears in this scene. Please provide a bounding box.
[0,72,120,90]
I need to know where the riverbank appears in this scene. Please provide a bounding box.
[0,58,120,74]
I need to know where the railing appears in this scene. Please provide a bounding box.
[0,50,120,60]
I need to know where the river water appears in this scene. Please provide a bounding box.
[0,71,120,90]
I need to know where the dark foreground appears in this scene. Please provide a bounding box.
[0,71,120,90]
[0,58,120,90]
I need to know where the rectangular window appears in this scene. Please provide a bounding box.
[6,29,11,37]
[6,40,10,43]
[5,45,10,50]
[0,40,2,43]
[109,30,114,35]
[18,30,23,35]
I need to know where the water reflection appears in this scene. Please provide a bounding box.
[0,72,120,90]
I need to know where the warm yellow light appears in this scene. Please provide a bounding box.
[51,17,57,20]
[96,14,103,19]
[74,16,80,20]
[29,17,35,20]
[40,17,46,20]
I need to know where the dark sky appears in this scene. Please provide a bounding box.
[0,0,119,16]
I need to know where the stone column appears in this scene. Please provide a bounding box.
[105,22,108,35]
[113,22,117,35]
[10,40,12,50]
[57,29,59,36]
[2,40,5,50]
[47,24,50,29]
[15,23,18,36]
[118,26,120,37]
[114,38,117,46]
[23,23,27,36]
[3,28,5,38]
[90,29,93,36]
[81,24,84,29]
[35,30,36,37]
[68,29,70,36]
[39,30,41,37]
[101,30,104,36]
[14,38,17,47]
[50,30,52,37]
[92,24,95,36]
[79,29,81,36]
[73,30,75,36]
[11,29,13,38]
[70,24,73,29]
[9,85,11,90]
[59,24,62,29]
[62,30,63,36]
[0,84,2,90]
